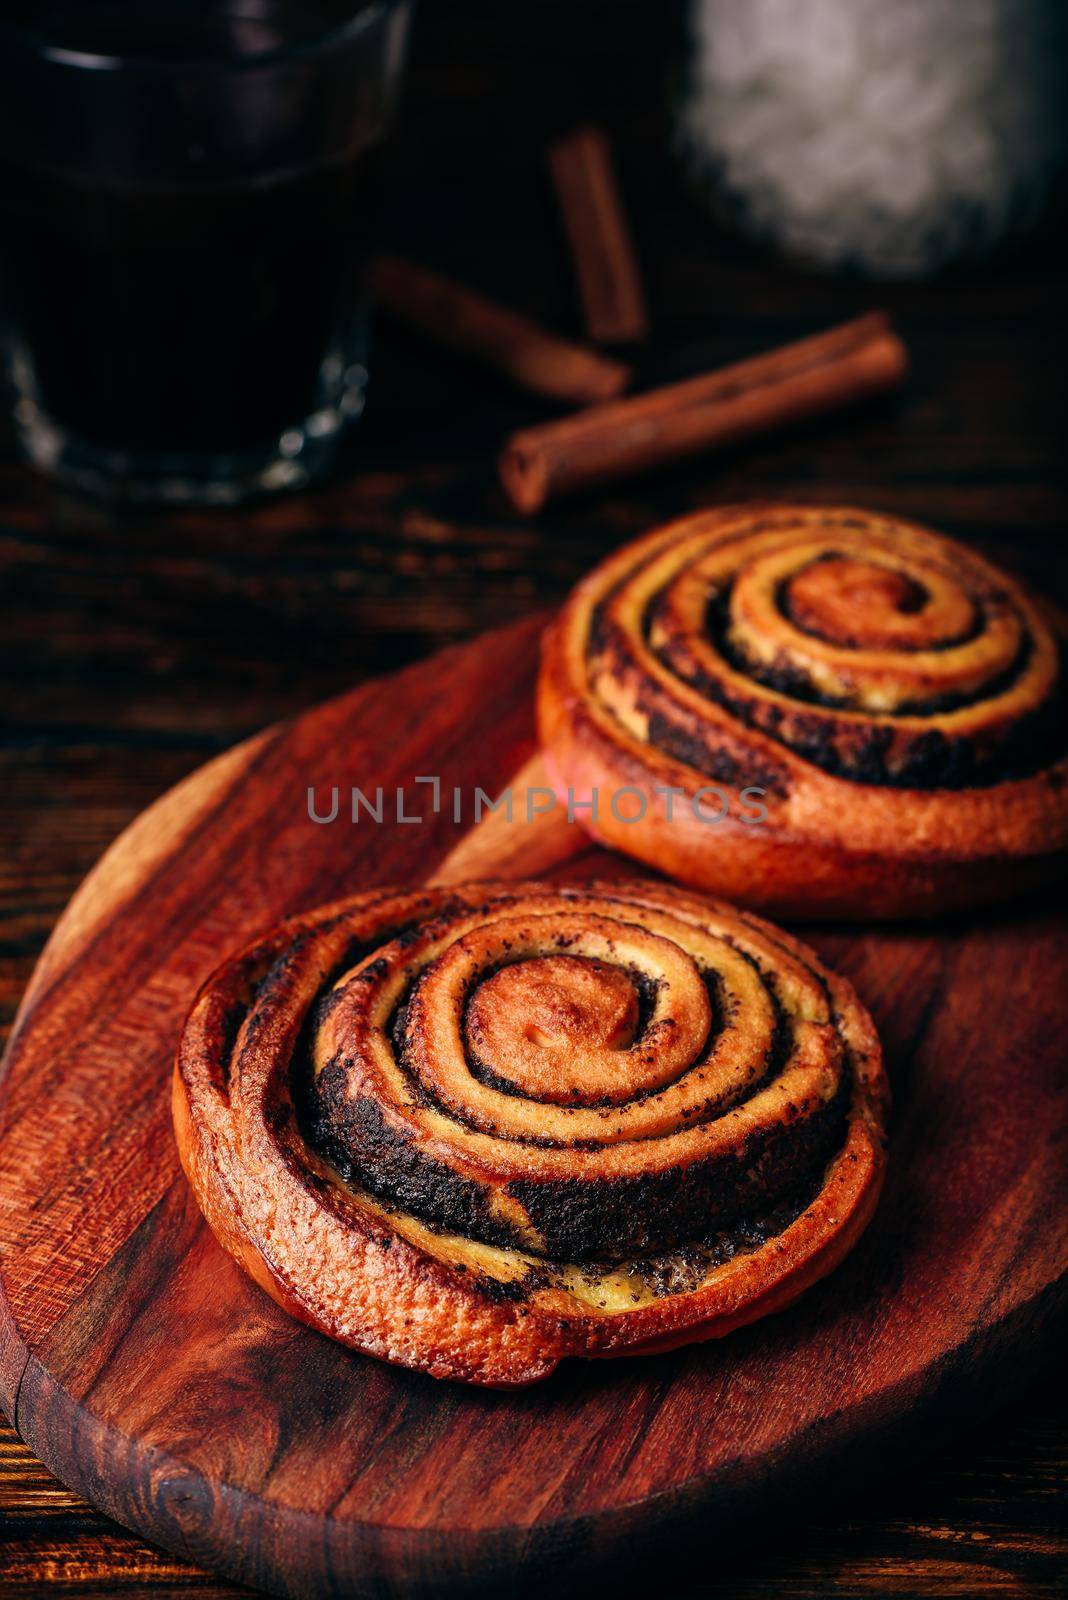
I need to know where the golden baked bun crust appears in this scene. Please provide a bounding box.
[175,881,887,1387]
[538,504,1068,918]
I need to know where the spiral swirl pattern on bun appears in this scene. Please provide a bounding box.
[538,505,1067,917]
[175,881,887,1386]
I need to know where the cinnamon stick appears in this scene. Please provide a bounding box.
[549,125,648,345]
[370,254,631,406]
[499,312,908,513]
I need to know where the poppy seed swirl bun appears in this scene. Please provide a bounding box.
[175,881,886,1387]
[538,504,1068,918]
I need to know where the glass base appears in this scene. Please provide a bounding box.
[10,359,368,506]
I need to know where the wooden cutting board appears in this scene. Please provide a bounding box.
[1,612,1065,1599]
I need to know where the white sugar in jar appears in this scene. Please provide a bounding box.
[677,0,1066,277]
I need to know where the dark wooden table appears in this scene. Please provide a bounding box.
[2,3,1066,1594]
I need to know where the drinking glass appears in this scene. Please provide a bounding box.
[0,1,412,502]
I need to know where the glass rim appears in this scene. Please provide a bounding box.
[0,0,407,75]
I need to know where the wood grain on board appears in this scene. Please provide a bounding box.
[0,613,1065,1599]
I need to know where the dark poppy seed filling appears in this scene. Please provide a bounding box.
[302,884,853,1264]
[563,1162,829,1302]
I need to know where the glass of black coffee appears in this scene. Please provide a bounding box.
[0,2,412,502]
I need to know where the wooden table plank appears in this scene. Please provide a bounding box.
[4,1394,1067,1598]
